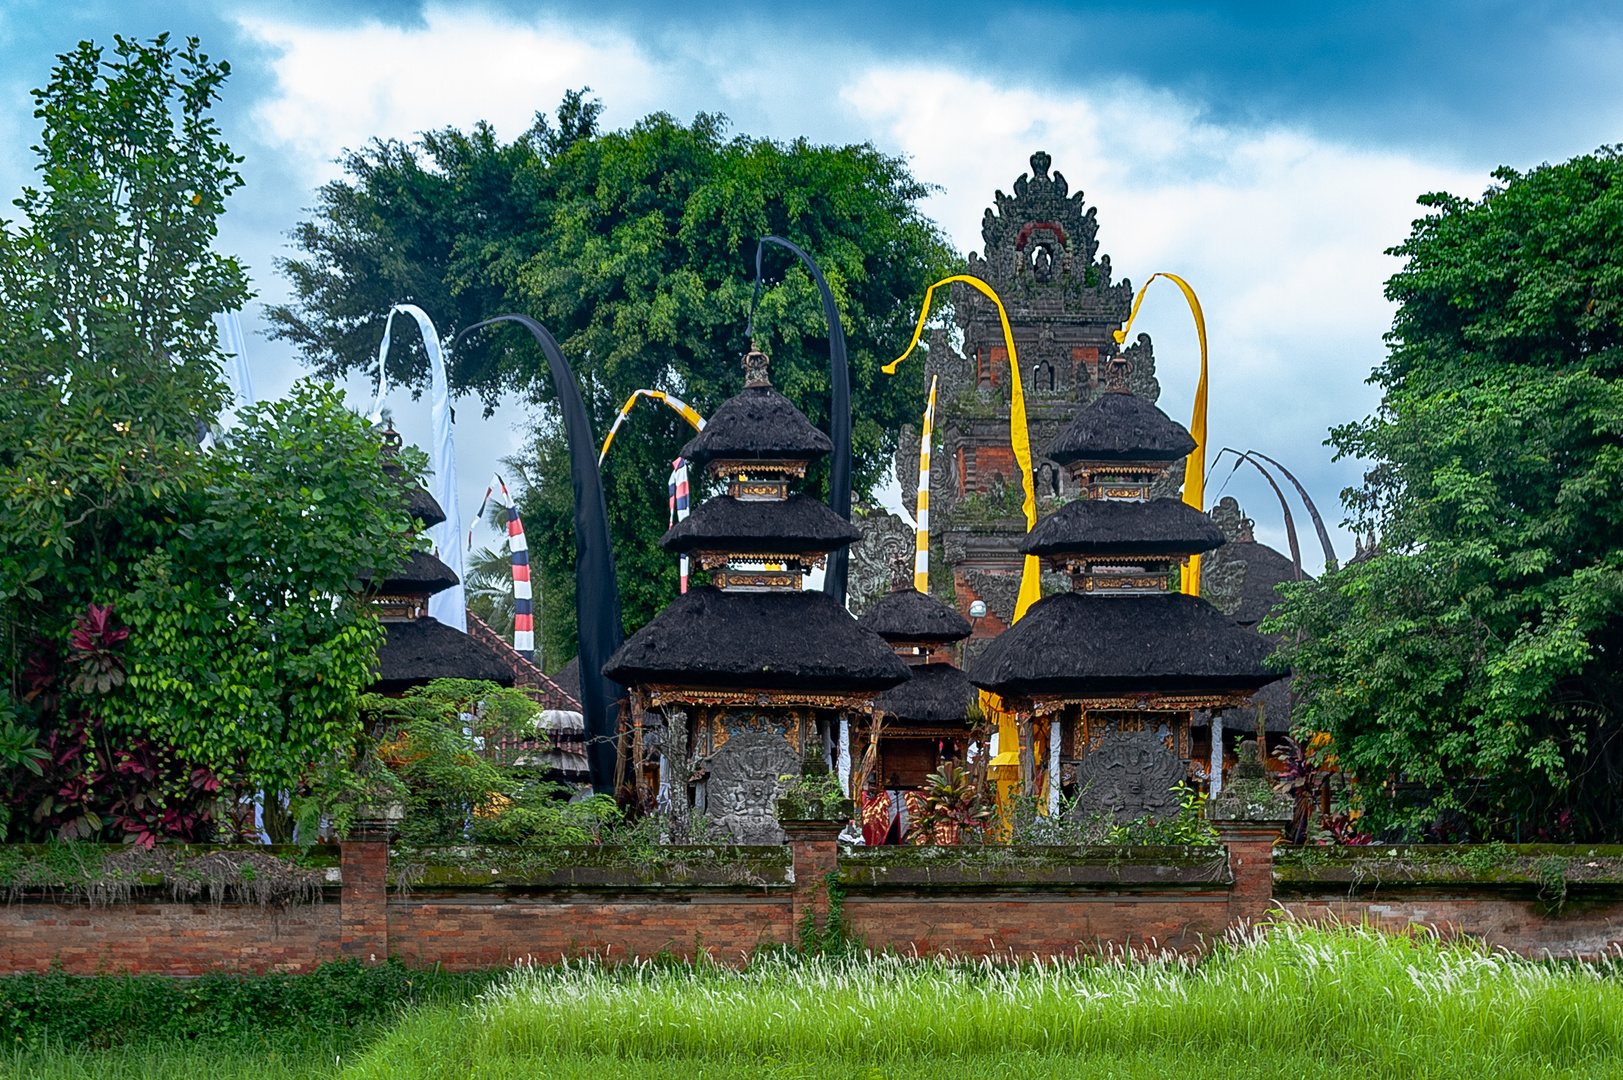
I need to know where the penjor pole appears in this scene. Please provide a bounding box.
[453,315,624,795]
[749,237,851,606]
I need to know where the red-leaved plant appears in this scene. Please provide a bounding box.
[67,604,129,694]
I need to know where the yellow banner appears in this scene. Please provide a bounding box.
[1113,273,1208,596]
[888,275,1041,621]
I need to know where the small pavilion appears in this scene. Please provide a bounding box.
[604,349,909,842]
[854,562,977,793]
[967,359,1282,822]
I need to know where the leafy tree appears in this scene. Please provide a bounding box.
[1270,148,1623,840]
[268,92,957,666]
[0,37,419,842]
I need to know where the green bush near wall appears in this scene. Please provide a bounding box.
[0,959,501,1048]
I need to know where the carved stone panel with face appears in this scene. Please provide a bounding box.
[1072,718,1187,824]
[702,712,800,844]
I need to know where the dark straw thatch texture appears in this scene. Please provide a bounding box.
[857,588,972,643]
[1228,540,1302,628]
[361,550,459,596]
[659,495,861,554]
[680,386,833,467]
[967,592,1282,697]
[1020,498,1226,558]
[1044,391,1197,465]
[374,617,515,692]
[872,661,975,724]
[604,586,910,692]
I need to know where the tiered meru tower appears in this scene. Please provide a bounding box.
[605,349,909,843]
[903,152,1167,658]
[966,359,1281,823]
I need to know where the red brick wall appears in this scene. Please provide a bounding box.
[844,895,1227,956]
[1281,897,1623,959]
[0,901,340,975]
[8,841,1623,973]
[388,895,794,967]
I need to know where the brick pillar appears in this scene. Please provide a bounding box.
[781,818,844,938]
[1213,821,1287,928]
[340,824,391,963]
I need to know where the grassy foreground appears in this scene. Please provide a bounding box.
[344,922,1623,1080]
[7,923,1623,1079]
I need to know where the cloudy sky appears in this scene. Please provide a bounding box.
[3,0,1621,571]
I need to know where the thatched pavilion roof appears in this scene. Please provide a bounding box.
[659,495,861,555]
[373,617,515,693]
[856,587,972,643]
[603,586,910,692]
[680,385,832,469]
[1019,498,1226,559]
[966,592,1281,698]
[872,661,976,724]
[360,549,460,596]
[1044,391,1197,465]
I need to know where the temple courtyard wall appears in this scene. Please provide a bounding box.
[5,837,1623,974]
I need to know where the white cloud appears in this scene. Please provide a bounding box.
[241,6,664,186]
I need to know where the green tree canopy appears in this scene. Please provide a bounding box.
[1270,148,1623,841]
[0,36,420,843]
[269,93,957,666]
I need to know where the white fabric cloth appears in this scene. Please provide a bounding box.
[370,305,466,631]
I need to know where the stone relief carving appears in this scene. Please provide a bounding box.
[1072,720,1187,824]
[847,505,914,617]
[701,713,801,844]
[1199,496,1252,618]
[965,568,1020,627]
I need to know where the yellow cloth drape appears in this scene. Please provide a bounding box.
[887,275,1041,619]
[913,375,937,593]
[1113,273,1209,595]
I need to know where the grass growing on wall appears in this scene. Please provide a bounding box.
[345,922,1623,1080]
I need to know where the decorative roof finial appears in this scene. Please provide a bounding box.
[1030,150,1051,179]
[1100,353,1134,394]
[379,420,403,456]
[743,343,772,388]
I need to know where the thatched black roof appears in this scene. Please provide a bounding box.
[856,588,972,643]
[1044,392,1196,465]
[361,550,459,596]
[552,656,581,702]
[604,586,910,692]
[1228,540,1302,628]
[404,486,446,529]
[680,386,832,468]
[373,617,515,693]
[382,462,447,529]
[967,592,1282,697]
[660,495,861,555]
[1020,498,1226,558]
[872,661,975,724]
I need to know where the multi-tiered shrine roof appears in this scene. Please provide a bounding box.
[605,349,908,701]
[968,368,1282,707]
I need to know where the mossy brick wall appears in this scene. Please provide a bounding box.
[6,842,1623,972]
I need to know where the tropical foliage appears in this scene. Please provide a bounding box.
[0,37,419,842]
[267,91,958,665]
[1270,147,1623,840]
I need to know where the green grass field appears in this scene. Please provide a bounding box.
[7,923,1623,1079]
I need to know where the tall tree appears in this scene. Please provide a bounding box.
[0,36,418,842]
[269,94,957,667]
[1270,148,1623,841]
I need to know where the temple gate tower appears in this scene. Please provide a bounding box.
[900,152,1169,666]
